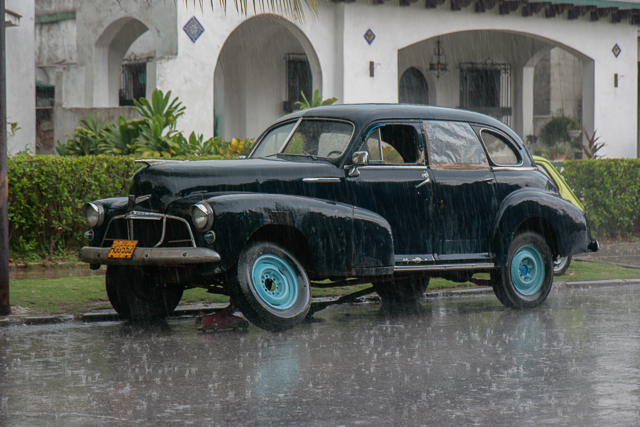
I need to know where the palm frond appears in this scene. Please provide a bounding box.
[183,0,317,22]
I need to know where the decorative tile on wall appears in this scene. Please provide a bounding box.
[184,17,205,43]
[612,43,621,58]
[364,29,376,45]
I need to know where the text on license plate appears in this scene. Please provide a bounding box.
[108,240,138,259]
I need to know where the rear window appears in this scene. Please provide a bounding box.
[481,130,520,165]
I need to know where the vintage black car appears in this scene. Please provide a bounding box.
[80,104,598,331]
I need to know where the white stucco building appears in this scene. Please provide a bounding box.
[5,0,35,155]
[35,0,640,158]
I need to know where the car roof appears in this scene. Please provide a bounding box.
[276,104,522,145]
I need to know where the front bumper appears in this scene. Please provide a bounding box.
[80,246,221,266]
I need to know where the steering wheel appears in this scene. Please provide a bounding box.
[326,150,342,158]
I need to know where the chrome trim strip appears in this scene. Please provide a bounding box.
[394,262,495,272]
[395,254,436,263]
[492,166,537,172]
[276,118,302,154]
[357,165,428,171]
[302,177,342,183]
[80,247,221,266]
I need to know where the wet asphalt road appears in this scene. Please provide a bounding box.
[1,283,640,426]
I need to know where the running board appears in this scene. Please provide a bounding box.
[394,263,495,272]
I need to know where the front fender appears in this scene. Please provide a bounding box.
[492,189,593,266]
[184,194,394,276]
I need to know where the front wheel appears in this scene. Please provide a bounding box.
[492,231,553,309]
[106,266,184,321]
[229,241,311,332]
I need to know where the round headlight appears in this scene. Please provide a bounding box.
[82,202,104,229]
[190,203,214,232]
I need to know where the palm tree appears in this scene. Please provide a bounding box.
[191,0,317,21]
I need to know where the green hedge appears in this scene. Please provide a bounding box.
[8,154,223,256]
[563,159,640,239]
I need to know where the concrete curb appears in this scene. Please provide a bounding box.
[3,278,640,327]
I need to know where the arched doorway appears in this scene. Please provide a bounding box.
[398,31,591,138]
[214,15,322,140]
[93,18,155,107]
[399,67,429,105]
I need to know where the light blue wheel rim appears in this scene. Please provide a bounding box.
[510,245,545,296]
[251,254,299,310]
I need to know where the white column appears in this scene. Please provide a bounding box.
[521,65,535,142]
[582,59,595,145]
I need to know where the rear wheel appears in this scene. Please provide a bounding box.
[492,231,553,309]
[106,266,184,321]
[229,241,311,332]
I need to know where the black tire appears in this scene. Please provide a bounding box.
[491,231,553,309]
[553,255,572,276]
[229,241,311,332]
[375,274,430,315]
[106,266,184,321]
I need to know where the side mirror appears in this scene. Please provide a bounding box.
[346,151,369,177]
[351,151,369,166]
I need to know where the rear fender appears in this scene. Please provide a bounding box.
[492,190,592,267]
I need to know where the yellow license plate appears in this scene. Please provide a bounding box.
[108,240,138,259]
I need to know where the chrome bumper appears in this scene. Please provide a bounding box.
[80,246,221,266]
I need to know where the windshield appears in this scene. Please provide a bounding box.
[251,119,354,159]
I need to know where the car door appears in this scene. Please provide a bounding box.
[424,120,497,259]
[345,121,436,264]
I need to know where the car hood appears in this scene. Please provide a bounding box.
[130,158,343,212]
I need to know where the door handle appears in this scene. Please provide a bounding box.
[482,177,495,183]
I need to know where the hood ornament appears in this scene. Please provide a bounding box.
[128,194,152,211]
[134,159,188,167]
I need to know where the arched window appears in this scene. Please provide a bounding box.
[399,67,429,105]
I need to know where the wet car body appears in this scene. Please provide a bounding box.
[80,104,598,331]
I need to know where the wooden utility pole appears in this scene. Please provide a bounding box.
[0,0,10,316]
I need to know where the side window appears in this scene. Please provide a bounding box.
[360,124,423,165]
[425,121,488,169]
[480,130,520,165]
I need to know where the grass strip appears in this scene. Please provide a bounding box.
[7,260,640,315]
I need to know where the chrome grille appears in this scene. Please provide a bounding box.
[101,212,195,248]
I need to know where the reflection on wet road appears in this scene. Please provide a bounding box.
[1,284,639,426]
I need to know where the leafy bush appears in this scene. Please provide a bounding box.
[56,112,112,156]
[7,154,223,256]
[538,113,581,148]
[563,159,640,239]
[294,89,338,111]
[56,89,255,158]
